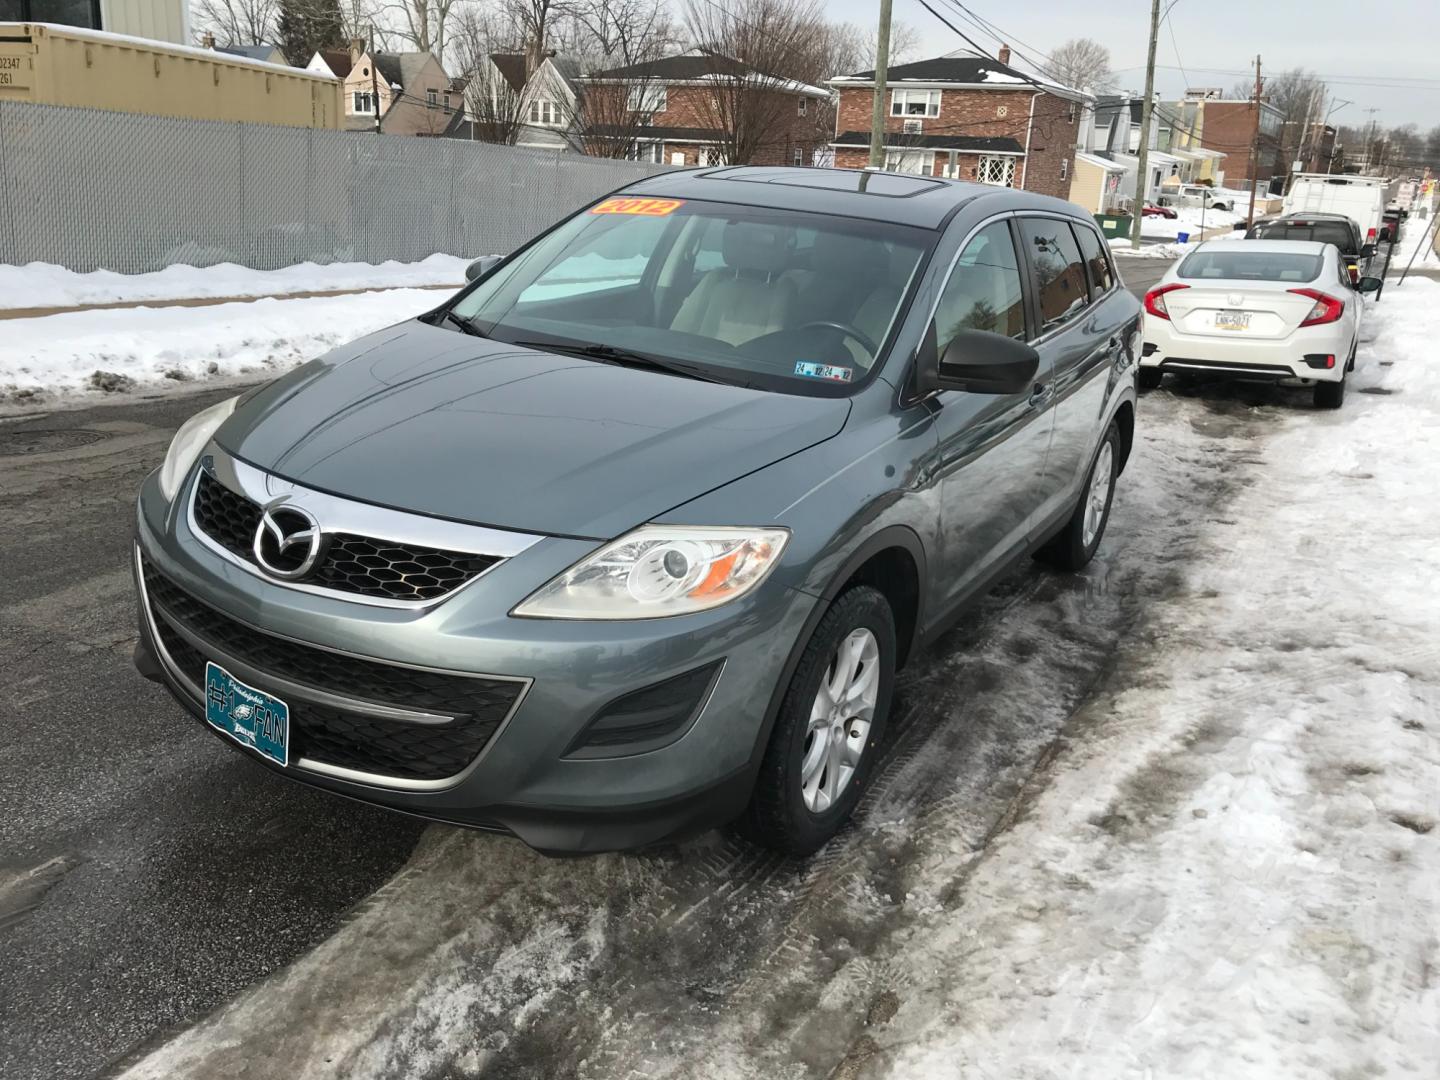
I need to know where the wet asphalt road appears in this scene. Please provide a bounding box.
[0,261,1172,1080]
[0,390,427,1080]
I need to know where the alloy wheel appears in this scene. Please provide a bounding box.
[1082,441,1115,548]
[800,628,879,813]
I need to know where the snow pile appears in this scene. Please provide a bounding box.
[0,255,469,311]
[0,288,449,399]
[1142,205,1244,241]
[875,279,1440,1077]
[1110,238,1191,259]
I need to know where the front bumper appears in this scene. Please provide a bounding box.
[133,466,814,853]
[1141,320,1346,383]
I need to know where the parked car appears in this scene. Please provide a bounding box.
[132,168,1140,855]
[1172,184,1232,212]
[1246,213,1377,279]
[1140,239,1380,408]
[1142,204,1178,219]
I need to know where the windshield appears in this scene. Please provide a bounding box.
[1178,250,1324,282]
[447,197,932,394]
[1250,222,1355,250]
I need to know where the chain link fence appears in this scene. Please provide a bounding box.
[0,101,671,274]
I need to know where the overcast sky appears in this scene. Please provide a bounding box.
[823,0,1440,132]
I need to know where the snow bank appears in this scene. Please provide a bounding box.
[0,255,469,311]
[0,288,448,399]
[1142,205,1243,241]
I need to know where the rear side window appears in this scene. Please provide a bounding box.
[1252,222,1355,250]
[1074,225,1114,297]
[934,221,1028,346]
[1018,218,1089,330]
[1177,250,1323,282]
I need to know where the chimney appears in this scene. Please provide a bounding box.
[998,44,1011,66]
[201,31,215,50]
[349,37,365,64]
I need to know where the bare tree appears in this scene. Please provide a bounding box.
[568,0,673,67]
[1041,38,1112,92]
[381,0,460,58]
[192,0,280,46]
[449,3,526,143]
[1251,67,1327,182]
[682,0,831,166]
[824,18,920,75]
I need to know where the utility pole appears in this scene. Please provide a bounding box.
[869,0,894,168]
[1128,0,1162,246]
[370,25,382,135]
[1245,54,1262,228]
[1360,107,1380,172]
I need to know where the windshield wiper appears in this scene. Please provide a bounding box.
[513,340,730,384]
[443,310,488,338]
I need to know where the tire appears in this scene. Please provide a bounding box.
[738,585,896,855]
[1138,367,1164,390]
[1314,374,1346,409]
[1036,421,1121,571]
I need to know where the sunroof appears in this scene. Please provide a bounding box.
[703,167,947,199]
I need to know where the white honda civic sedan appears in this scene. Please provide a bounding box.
[1140,239,1382,408]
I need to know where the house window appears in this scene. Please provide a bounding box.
[884,149,935,175]
[792,147,804,167]
[1068,102,1077,123]
[977,155,1017,187]
[891,89,941,117]
[529,100,560,125]
[797,97,807,116]
[352,91,375,115]
[443,93,452,113]
[426,89,438,108]
[627,83,666,113]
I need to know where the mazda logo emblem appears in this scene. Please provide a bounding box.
[253,504,322,579]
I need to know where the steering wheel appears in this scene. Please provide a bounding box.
[796,321,879,359]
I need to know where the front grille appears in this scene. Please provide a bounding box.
[143,560,524,781]
[193,470,501,603]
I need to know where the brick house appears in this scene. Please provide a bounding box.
[1163,91,1283,189]
[827,49,1087,198]
[582,47,830,166]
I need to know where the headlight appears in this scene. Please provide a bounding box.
[514,525,790,619]
[158,396,238,501]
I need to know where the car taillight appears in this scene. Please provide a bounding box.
[1366,227,1377,243]
[1144,283,1189,320]
[1289,288,1345,327]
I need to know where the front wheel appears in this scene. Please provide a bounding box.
[739,586,896,855]
[1036,421,1121,571]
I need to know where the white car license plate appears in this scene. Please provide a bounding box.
[1214,310,1252,331]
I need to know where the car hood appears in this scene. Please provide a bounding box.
[217,321,850,540]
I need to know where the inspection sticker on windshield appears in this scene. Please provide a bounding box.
[794,362,853,382]
[590,197,684,216]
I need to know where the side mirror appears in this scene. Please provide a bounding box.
[465,255,502,282]
[916,325,1040,396]
[1356,277,1383,294]
[1360,243,1377,258]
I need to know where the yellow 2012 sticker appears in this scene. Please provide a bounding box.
[590,197,685,216]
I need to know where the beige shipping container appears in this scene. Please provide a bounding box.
[0,22,341,129]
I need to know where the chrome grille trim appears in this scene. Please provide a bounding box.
[187,444,545,609]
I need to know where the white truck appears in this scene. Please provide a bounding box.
[1283,174,1388,245]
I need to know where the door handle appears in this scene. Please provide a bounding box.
[1027,382,1050,408]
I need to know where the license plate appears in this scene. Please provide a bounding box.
[205,661,290,766]
[1215,310,1252,331]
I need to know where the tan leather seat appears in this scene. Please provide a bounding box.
[671,222,797,346]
